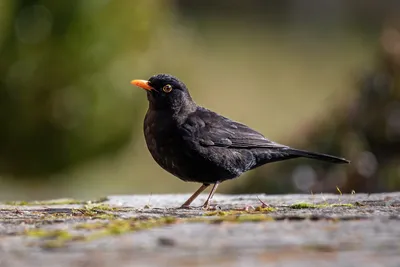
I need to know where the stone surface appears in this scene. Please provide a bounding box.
[0,193,399,267]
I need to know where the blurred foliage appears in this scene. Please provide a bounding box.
[0,0,166,178]
[0,0,399,199]
[233,21,400,194]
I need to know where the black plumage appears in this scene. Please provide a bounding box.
[131,74,349,209]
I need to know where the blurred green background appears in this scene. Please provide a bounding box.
[0,0,399,200]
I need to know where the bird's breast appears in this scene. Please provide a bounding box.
[143,109,239,182]
[144,109,193,179]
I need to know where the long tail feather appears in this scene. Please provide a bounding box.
[287,148,350,164]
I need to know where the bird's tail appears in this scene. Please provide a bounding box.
[287,148,350,164]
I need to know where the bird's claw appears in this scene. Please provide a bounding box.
[234,205,255,212]
[202,204,220,211]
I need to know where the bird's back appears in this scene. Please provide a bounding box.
[179,107,299,173]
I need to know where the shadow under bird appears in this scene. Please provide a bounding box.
[131,74,349,209]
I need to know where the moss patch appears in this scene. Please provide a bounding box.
[25,229,72,239]
[290,202,354,209]
[71,204,134,220]
[200,207,277,223]
[77,215,275,239]
[73,216,179,243]
[204,206,276,217]
[23,214,281,249]
[25,228,86,249]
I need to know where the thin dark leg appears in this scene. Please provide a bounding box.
[180,183,209,208]
[202,182,220,209]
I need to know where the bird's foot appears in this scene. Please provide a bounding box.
[178,205,211,210]
[202,204,221,211]
[234,205,255,212]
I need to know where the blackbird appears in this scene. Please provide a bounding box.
[131,74,349,209]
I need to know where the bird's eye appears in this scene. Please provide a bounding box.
[162,84,173,93]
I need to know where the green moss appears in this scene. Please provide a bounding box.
[83,204,120,211]
[71,204,128,219]
[303,244,337,252]
[93,213,117,220]
[76,204,131,213]
[102,216,178,235]
[25,228,88,249]
[5,201,29,206]
[25,228,72,239]
[204,206,276,216]
[194,213,275,223]
[24,213,279,248]
[74,222,105,230]
[74,216,179,241]
[41,235,87,249]
[41,240,67,249]
[200,207,276,223]
[35,211,73,221]
[162,216,178,224]
[76,214,275,242]
[290,202,354,209]
[290,203,321,209]
[204,211,231,216]
[254,206,276,212]
[105,220,132,235]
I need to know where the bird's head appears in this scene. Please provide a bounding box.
[131,74,194,112]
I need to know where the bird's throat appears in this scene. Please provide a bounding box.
[148,96,197,121]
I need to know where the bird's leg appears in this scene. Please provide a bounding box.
[179,184,209,209]
[202,182,220,210]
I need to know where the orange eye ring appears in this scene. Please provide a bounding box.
[162,84,173,93]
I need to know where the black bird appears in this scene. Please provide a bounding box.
[131,74,349,209]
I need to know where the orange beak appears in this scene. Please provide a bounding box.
[130,79,154,91]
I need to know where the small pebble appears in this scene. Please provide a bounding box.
[157,237,175,247]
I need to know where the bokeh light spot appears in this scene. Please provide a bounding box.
[15,5,52,44]
[356,151,378,178]
[292,165,317,192]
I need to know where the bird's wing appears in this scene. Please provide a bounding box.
[182,108,287,150]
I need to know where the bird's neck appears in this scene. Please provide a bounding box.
[149,97,197,123]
